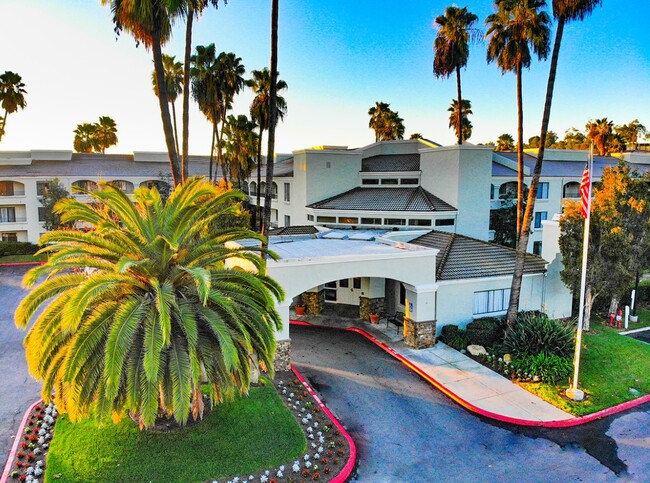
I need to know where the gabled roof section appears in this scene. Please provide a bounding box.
[410,230,547,280]
[258,157,294,177]
[307,187,456,212]
[361,153,420,172]
[268,225,320,236]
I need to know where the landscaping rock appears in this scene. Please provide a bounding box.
[629,388,641,396]
[467,345,487,356]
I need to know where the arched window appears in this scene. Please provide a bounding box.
[499,181,518,198]
[140,180,171,192]
[259,182,267,195]
[72,180,98,192]
[241,182,249,195]
[271,182,278,200]
[108,180,134,194]
[563,182,580,198]
[249,181,257,196]
[0,181,25,196]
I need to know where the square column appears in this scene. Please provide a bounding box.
[403,283,438,349]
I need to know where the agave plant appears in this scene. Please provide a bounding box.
[15,177,283,428]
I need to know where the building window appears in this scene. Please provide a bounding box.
[0,181,14,196]
[0,207,16,223]
[563,182,580,199]
[408,219,432,226]
[399,283,406,305]
[534,211,548,229]
[353,277,361,289]
[536,182,549,199]
[284,182,290,202]
[499,181,518,198]
[384,218,405,226]
[284,215,290,226]
[361,217,382,225]
[324,281,337,301]
[380,178,399,185]
[490,184,496,200]
[339,279,349,288]
[361,179,380,185]
[72,180,99,192]
[271,182,278,200]
[108,180,134,193]
[400,178,418,185]
[316,216,336,223]
[38,207,47,222]
[1,232,18,242]
[338,217,358,224]
[435,219,455,226]
[307,214,314,221]
[36,181,50,196]
[533,241,543,256]
[249,181,257,196]
[473,289,511,315]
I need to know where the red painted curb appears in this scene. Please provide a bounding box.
[290,320,650,428]
[0,262,44,267]
[1,399,42,483]
[291,366,357,483]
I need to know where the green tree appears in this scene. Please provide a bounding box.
[527,135,541,148]
[490,187,528,248]
[73,123,99,153]
[562,127,588,149]
[222,114,259,187]
[433,6,480,145]
[486,0,551,239]
[248,68,288,231]
[447,98,473,142]
[607,132,627,153]
[586,117,614,155]
[615,119,647,151]
[40,178,72,232]
[368,102,405,141]
[16,177,283,429]
[73,116,118,153]
[409,133,424,140]
[0,71,27,143]
[495,133,515,151]
[152,54,184,153]
[94,116,119,153]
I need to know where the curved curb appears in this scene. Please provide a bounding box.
[0,262,44,267]
[291,366,357,482]
[1,399,42,483]
[290,320,650,428]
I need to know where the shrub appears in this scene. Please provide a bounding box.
[502,313,575,358]
[465,317,504,347]
[439,325,468,351]
[0,241,39,256]
[511,353,572,385]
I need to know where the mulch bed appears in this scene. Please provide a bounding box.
[2,373,353,483]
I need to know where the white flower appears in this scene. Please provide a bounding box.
[300,408,305,413]
[36,461,44,468]
[314,453,320,459]
[38,429,46,437]
[26,467,35,475]
[289,393,294,398]
[38,437,44,445]
[319,436,325,444]
[249,476,254,481]
[292,462,300,472]
[265,470,270,476]
[304,454,310,461]
[34,448,42,455]
[305,461,312,468]
[318,446,324,453]
[259,477,267,483]
[276,470,283,478]
[306,427,313,433]
[280,466,285,471]
[308,433,314,439]
[311,442,316,448]
[42,443,49,449]
[25,477,34,483]
[307,414,312,420]
[313,421,319,427]
[34,468,44,477]
[302,418,308,424]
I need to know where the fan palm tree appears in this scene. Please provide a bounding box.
[586,117,613,155]
[152,54,184,153]
[447,98,473,142]
[73,123,98,153]
[0,71,28,143]
[368,101,390,142]
[15,177,283,429]
[222,114,259,187]
[248,68,288,231]
[368,102,405,141]
[94,116,119,153]
[495,133,515,151]
[503,0,603,327]
[486,0,551,238]
[101,0,183,185]
[433,6,479,145]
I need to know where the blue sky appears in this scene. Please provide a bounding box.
[1,0,649,154]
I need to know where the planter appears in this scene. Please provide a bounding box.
[295,305,305,316]
[369,313,380,324]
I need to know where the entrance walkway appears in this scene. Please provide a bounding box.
[292,306,574,423]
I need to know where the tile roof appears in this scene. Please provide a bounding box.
[257,157,294,177]
[361,154,420,172]
[410,230,547,280]
[268,225,320,236]
[306,187,456,212]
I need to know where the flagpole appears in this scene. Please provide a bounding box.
[567,144,593,401]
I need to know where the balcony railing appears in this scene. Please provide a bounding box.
[0,216,27,223]
[0,189,26,196]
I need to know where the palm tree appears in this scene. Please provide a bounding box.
[504,0,603,327]
[248,68,288,231]
[73,123,98,153]
[222,114,259,187]
[152,54,184,153]
[433,6,479,145]
[409,133,424,140]
[0,71,28,143]
[495,133,515,151]
[586,117,613,155]
[262,0,280,239]
[486,0,551,239]
[447,98,473,142]
[368,102,405,141]
[94,116,119,153]
[368,101,390,142]
[101,0,183,185]
[15,177,283,429]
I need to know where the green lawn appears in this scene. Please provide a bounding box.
[45,382,306,482]
[630,307,650,329]
[0,253,47,263]
[520,325,650,416]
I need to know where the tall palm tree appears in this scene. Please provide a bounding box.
[447,98,473,142]
[0,71,28,143]
[368,102,405,141]
[94,116,119,153]
[222,114,259,187]
[433,6,479,145]
[368,101,390,142]
[262,0,280,239]
[486,0,551,238]
[496,133,515,151]
[586,117,613,155]
[101,0,183,185]
[505,0,603,327]
[152,54,184,153]
[15,177,283,429]
[248,68,288,231]
[73,123,98,153]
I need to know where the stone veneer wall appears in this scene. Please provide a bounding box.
[359,296,385,321]
[404,318,436,349]
[273,339,291,373]
[302,290,325,314]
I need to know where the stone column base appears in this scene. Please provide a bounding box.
[359,296,385,321]
[302,291,325,314]
[404,318,436,349]
[273,338,292,373]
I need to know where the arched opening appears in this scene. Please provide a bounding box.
[563,181,580,198]
[0,181,25,197]
[72,180,98,192]
[240,181,249,195]
[498,181,528,198]
[271,182,278,200]
[108,180,134,194]
[140,180,171,192]
[249,181,257,196]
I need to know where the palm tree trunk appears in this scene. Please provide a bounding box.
[171,100,180,155]
[256,126,264,231]
[181,7,194,183]
[209,120,216,182]
[216,117,225,182]
[456,65,462,145]
[0,109,7,142]
[505,20,566,328]
[152,32,182,186]
[263,0,279,243]
[516,63,524,240]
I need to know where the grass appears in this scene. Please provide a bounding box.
[45,381,306,482]
[630,307,650,329]
[519,325,650,416]
[0,253,47,263]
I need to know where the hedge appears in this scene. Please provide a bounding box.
[0,241,40,256]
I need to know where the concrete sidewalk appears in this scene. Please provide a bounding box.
[293,311,574,423]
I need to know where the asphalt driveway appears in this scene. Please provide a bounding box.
[291,324,650,482]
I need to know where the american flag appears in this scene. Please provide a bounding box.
[580,162,590,218]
